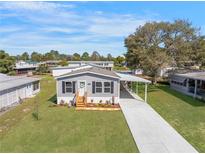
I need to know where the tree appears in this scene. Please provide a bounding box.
[90,51,100,61]
[114,56,125,67]
[163,20,199,67]
[125,22,172,83]
[194,36,205,68]
[50,50,59,59]
[20,52,29,61]
[107,54,113,61]
[31,52,42,62]
[0,50,15,74]
[72,53,81,61]
[59,59,68,66]
[37,64,49,74]
[44,52,54,61]
[125,20,202,83]
[81,52,90,61]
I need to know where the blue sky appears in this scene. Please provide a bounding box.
[1,1,205,57]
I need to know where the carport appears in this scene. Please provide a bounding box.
[116,73,151,102]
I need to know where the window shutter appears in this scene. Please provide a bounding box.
[72,81,76,93]
[111,81,114,94]
[92,81,95,93]
[62,81,65,94]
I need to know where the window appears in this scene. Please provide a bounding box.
[104,82,111,93]
[96,82,102,93]
[33,82,39,91]
[65,82,72,93]
[62,81,75,93]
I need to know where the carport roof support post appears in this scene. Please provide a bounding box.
[145,83,147,103]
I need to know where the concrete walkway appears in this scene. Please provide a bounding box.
[119,87,198,153]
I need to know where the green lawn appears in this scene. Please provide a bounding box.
[137,83,205,152]
[0,76,138,153]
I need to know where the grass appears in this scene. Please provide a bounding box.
[136,83,205,152]
[0,75,138,153]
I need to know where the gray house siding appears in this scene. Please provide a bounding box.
[0,81,40,110]
[56,73,120,104]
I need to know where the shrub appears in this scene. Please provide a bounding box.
[32,111,39,120]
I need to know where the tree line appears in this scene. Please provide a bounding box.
[14,50,121,62]
[0,50,125,74]
[125,20,205,83]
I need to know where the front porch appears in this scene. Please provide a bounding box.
[186,78,205,99]
[75,73,151,111]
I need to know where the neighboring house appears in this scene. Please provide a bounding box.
[52,61,114,77]
[0,73,40,111]
[14,60,39,74]
[158,67,176,77]
[67,61,114,70]
[169,72,205,99]
[55,66,151,106]
[52,65,92,77]
[41,60,60,67]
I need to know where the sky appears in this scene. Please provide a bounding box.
[1,1,205,57]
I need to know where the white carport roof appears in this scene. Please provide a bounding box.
[116,73,151,83]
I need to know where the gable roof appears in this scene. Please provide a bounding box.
[0,75,40,92]
[56,66,119,79]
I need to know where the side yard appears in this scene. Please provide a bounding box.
[137,83,205,152]
[0,75,138,153]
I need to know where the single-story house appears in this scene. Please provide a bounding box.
[0,73,40,110]
[67,61,114,70]
[55,66,151,107]
[52,61,114,77]
[169,72,205,99]
[14,60,39,74]
[52,65,92,77]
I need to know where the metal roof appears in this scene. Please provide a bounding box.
[56,66,151,83]
[51,64,89,70]
[116,73,151,83]
[0,75,40,91]
[173,72,205,81]
[56,67,119,79]
[68,61,114,64]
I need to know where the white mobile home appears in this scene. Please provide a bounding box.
[0,73,40,111]
[170,72,205,99]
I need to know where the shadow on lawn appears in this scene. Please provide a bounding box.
[48,94,57,104]
[158,85,205,107]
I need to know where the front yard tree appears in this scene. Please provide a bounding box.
[163,20,200,67]
[125,22,171,83]
[125,20,202,83]
[194,37,205,68]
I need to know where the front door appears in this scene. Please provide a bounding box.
[78,81,86,96]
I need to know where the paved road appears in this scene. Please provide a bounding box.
[119,87,198,153]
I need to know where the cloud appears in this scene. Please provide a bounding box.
[0,2,158,56]
[0,2,75,12]
[88,16,147,37]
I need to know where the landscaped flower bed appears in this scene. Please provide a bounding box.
[85,103,120,108]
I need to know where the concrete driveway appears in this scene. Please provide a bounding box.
[119,87,198,153]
